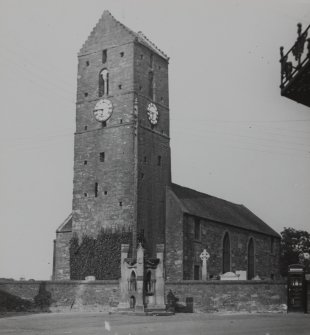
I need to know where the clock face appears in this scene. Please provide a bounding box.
[93,99,113,122]
[147,103,159,125]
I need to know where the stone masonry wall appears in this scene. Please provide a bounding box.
[72,123,135,238]
[0,281,119,313]
[0,280,287,314]
[166,281,287,313]
[165,188,184,281]
[183,215,281,281]
[134,42,171,258]
[74,37,136,239]
[137,127,171,257]
[73,14,137,243]
[54,231,72,280]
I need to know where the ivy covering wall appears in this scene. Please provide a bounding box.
[69,229,132,280]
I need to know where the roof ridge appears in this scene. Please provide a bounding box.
[171,182,242,207]
[136,31,169,60]
[109,11,137,38]
[238,205,279,235]
[79,13,103,54]
[56,213,72,233]
[171,183,280,238]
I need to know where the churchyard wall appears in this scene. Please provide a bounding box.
[0,280,287,314]
[166,280,287,313]
[0,280,119,313]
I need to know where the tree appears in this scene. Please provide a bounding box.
[280,227,310,276]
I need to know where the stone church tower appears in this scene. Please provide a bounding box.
[54,11,171,279]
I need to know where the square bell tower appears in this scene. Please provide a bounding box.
[54,11,171,280]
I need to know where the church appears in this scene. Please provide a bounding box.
[53,11,280,284]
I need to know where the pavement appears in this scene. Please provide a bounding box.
[0,312,309,335]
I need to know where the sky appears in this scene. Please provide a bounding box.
[0,0,309,280]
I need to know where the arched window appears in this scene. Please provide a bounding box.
[145,270,152,293]
[222,232,231,273]
[247,238,255,280]
[102,49,107,64]
[129,270,137,291]
[148,71,154,99]
[99,69,109,97]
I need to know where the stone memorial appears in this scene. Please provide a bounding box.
[220,272,239,281]
[200,249,210,281]
[235,271,247,280]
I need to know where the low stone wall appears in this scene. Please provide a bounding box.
[166,280,287,313]
[0,280,119,313]
[0,280,287,314]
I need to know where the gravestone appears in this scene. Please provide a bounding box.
[200,249,210,281]
[236,271,247,280]
[220,272,239,280]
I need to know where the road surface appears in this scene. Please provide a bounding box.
[0,312,309,335]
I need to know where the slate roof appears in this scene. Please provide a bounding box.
[56,213,72,233]
[170,183,280,238]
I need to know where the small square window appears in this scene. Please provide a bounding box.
[120,52,124,57]
[104,191,107,195]
[84,92,88,97]
[119,201,123,207]
[84,193,88,197]
[140,54,144,60]
[86,60,90,66]
[157,155,162,166]
[102,49,107,63]
[119,84,122,89]
[84,160,87,165]
[100,152,105,162]
[120,119,123,124]
[84,126,88,130]
[102,121,107,128]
